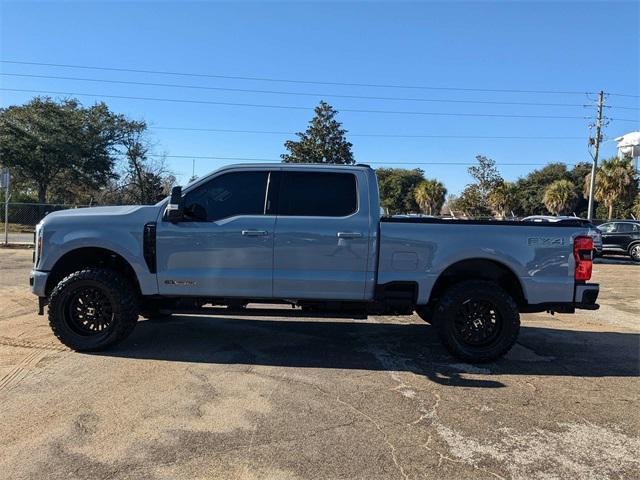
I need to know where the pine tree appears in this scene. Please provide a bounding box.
[281,101,354,164]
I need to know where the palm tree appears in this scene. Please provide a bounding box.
[584,157,637,220]
[488,181,517,218]
[414,179,447,215]
[543,179,577,215]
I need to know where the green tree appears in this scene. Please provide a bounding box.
[376,168,424,214]
[414,178,447,215]
[514,163,571,215]
[461,155,503,214]
[543,179,577,215]
[281,101,354,164]
[468,155,503,197]
[584,157,637,220]
[488,181,517,218]
[632,195,640,219]
[569,162,592,216]
[0,97,137,203]
[454,184,492,217]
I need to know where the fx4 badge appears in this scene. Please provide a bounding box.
[527,237,566,247]
[164,280,197,286]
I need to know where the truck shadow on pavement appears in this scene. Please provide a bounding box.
[98,316,640,389]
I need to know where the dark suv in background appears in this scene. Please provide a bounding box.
[597,221,640,262]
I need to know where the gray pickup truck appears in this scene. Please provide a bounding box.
[30,163,599,362]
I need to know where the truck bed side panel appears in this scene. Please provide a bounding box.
[379,222,585,305]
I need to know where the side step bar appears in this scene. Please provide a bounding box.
[165,306,368,320]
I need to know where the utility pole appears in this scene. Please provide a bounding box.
[1,167,10,245]
[587,90,604,220]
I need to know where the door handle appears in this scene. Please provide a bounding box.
[337,232,363,239]
[242,230,268,236]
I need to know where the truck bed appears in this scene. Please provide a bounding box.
[378,217,589,305]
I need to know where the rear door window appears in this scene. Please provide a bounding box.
[278,171,357,217]
[615,223,634,233]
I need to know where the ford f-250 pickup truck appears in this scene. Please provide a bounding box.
[30,163,599,362]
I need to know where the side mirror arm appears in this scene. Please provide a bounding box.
[166,186,184,222]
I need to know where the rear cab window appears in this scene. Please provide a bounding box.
[278,171,358,217]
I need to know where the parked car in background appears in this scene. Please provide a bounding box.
[522,216,603,255]
[597,221,640,262]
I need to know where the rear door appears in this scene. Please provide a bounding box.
[273,169,371,300]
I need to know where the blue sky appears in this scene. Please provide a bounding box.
[1,1,638,194]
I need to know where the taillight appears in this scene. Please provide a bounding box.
[574,236,593,281]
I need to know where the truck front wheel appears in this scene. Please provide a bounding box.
[48,269,139,351]
[432,280,519,363]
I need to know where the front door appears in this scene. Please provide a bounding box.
[272,169,371,300]
[156,169,275,298]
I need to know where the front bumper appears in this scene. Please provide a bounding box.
[30,269,49,297]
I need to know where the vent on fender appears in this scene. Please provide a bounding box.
[143,222,157,273]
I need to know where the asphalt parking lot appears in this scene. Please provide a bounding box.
[0,248,638,480]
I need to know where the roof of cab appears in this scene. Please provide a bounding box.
[221,163,373,170]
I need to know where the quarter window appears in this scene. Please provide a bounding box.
[183,171,269,221]
[278,171,357,217]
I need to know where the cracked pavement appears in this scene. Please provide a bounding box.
[1,248,639,479]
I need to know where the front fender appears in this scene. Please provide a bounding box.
[39,227,158,295]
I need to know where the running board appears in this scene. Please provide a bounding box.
[168,306,368,320]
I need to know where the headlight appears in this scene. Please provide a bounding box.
[35,226,43,267]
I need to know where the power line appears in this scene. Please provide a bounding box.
[0,59,599,96]
[607,105,640,111]
[0,72,602,109]
[111,152,581,166]
[607,92,640,99]
[152,126,585,140]
[606,117,639,123]
[0,87,594,120]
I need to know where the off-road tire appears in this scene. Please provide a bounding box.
[432,280,520,363]
[48,269,139,351]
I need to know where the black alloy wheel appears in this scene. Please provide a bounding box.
[454,298,502,347]
[65,286,115,336]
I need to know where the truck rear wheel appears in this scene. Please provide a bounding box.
[432,280,519,363]
[48,269,139,351]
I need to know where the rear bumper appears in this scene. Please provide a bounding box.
[521,283,599,313]
[574,282,600,310]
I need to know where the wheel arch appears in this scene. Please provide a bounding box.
[428,258,527,307]
[45,247,141,297]
[627,240,640,254]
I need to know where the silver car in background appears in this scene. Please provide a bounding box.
[522,216,603,254]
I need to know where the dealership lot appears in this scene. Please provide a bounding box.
[0,248,638,480]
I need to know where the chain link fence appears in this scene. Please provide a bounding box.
[1,202,92,245]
